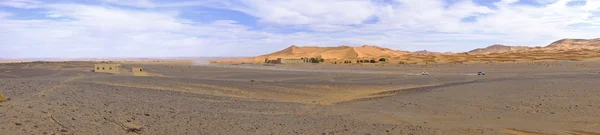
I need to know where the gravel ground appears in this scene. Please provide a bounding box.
[1,61,600,135]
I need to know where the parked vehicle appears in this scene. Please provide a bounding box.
[478,72,486,76]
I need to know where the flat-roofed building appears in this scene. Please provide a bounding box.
[94,64,121,74]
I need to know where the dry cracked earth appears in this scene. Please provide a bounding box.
[1,61,600,135]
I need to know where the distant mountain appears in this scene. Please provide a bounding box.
[413,50,438,54]
[546,38,600,48]
[468,44,533,54]
[412,50,454,54]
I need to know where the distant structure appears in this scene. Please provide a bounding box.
[94,64,121,74]
[269,58,306,64]
[132,67,150,76]
[132,67,144,72]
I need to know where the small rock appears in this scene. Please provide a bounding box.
[144,114,150,116]
[123,122,143,133]
[60,129,68,132]
[15,122,22,126]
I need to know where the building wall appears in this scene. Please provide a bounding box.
[269,59,282,64]
[269,58,307,64]
[94,64,121,74]
[132,67,150,76]
[132,67,144,72]
[281,59,305,64]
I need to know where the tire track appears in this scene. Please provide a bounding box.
[336,75,600,105]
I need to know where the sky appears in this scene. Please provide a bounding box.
[0,0,599,58]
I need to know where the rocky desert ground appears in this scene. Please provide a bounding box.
[1,61,600,135]
[0,61,600,135]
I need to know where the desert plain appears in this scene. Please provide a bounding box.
[0,60,600,135]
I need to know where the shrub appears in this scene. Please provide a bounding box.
[309,58,320,63]
[379,58,386,62]
[370,59,376,63]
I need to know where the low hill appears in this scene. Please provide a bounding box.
[413,50,440,54]
[546,38,600,48]
[468,44,533,54]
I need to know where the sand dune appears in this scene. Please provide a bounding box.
[259,45,408,60]
[216,38,600,64]
[546,38,600,48]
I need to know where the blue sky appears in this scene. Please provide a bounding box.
[0,0,599,58]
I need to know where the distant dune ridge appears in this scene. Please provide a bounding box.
[261,45,408,60]
[215,38,600,64]
[413,50,442,54]
[546,38,600,48]
[468,44,533,54]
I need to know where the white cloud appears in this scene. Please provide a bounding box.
[1,0,600,58]
[46,4,185,32]
[581,0,600,10]
[367,0,493,33]
[495,0,520,7]
[233,0,377,26]
[0,4,265,58]
[0,0,43,9]
[98,0,156,8]
[0,11,11,19]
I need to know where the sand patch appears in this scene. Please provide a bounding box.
[502,128,553,135]
[0,72,20,78]
[0,91,7,102]
[564,130,600,135]
[90,79,428,105]
[90,81,250,99]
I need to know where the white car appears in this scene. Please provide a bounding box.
[478,72,486,76]
[422,72,429,75]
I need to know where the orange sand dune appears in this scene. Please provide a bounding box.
[259,45,407,60]
[216,38,600,64]
[546,38,600,48]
